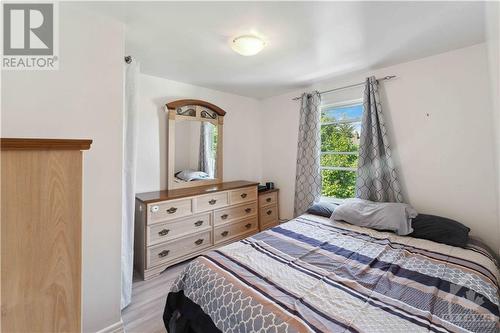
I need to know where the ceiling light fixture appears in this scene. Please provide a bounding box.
[231,35,266,56]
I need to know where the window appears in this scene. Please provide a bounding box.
[320,101,363,198]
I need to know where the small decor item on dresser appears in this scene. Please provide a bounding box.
[266,182,274,190]
[258,184,268,192]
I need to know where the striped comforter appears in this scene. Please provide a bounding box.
[169,214,500,333]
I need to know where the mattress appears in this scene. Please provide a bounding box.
[164,214,499,333]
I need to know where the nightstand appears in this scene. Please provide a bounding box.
[258,188,279,231]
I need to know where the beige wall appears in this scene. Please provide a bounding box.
[136,73,263,193]
[485,1,500,255]
[261,43,500,253]
[1,4,124,332]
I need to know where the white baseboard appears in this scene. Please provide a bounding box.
[95,319,124,333]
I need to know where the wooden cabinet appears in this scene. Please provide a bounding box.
[258,188,280,231]
[1,138,91,333]
[135,181,259,280]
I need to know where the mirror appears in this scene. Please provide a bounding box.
[166,99,225,190]
[174,120,218,182]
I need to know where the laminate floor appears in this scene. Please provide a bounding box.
[121,261,189,333]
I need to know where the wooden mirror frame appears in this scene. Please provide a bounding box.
[165,99,225,190]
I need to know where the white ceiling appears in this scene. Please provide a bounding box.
[83,1,486,99]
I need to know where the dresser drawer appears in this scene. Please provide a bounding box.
[214,217,258,244]
[194,191,229,212]
[260,205,278,226]
[147,212,211,246]
[259,191,278,207]
[147,230,211,268]
[261,220,279,231]
[229,186,257,205]
[213,201,257,226]
[147,198,192,224]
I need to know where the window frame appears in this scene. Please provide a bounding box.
[320,98,363,198]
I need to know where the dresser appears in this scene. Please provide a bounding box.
[258,188,280,231]
[135,181,259,280]
[1,138,91,332]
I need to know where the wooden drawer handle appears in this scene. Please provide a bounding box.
[194,220,203,227]
[240,193,247,198]
[266,198,272,203]
[245,223,252,229]
[195,239,204,245]
[166,207,177,214]
[221,231,229,237]
[266,210,273,215]
[245,208,252,213]
[158,229,170,236]
[208,199,217,205]
[158,250,170,258]
[221,214,229,220]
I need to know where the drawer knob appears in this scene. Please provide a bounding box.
[195,239,204,245]
[266,198,272,203]
[194,220,203,227]
[166,207,178,214]
[240,193,247,198]
[208,199,217,205]
[245,208,252,213]
[221,231,229,237]
[221,214,229,220]
[158,250,170,258]
[245,223,252,229]
[266,210,272,215]
[158,229,170,236]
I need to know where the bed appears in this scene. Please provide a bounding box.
[164,214,499,333]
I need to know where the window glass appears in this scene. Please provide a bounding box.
[320,102,363,198]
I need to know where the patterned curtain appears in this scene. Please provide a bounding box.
[294,91,322,216]
[199,122,214,177]
[356,76,404,202]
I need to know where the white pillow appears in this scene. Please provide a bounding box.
[175,170,209,182]
[331,198,417,236]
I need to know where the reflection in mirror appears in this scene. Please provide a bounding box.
[174,120,218,184]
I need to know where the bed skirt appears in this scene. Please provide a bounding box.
[164,290,221,333]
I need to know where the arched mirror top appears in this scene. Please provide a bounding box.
[166,99,226,118]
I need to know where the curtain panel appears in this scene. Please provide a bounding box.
[294,91,322,216]
[121,58,140,309]
[356,76,404,203]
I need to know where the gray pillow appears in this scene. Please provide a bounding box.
[331,198,417,235]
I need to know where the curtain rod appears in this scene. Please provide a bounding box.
[292,75,397,101]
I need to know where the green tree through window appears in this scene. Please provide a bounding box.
[320,103,363,198]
